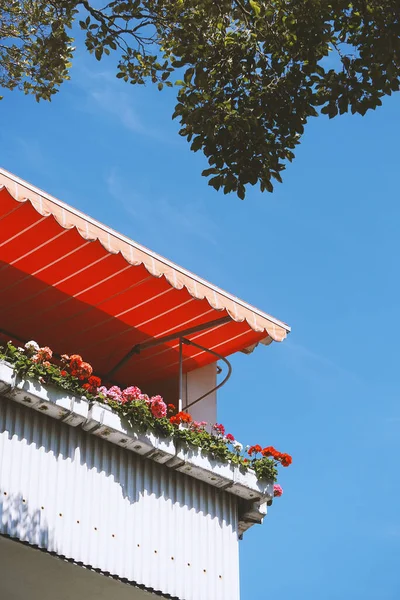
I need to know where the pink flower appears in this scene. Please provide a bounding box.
[150,395,167,418]
[107,386,123,402]
[194,421,207,429]
[139,393,151,405]
[190,421,208,432]
[213,423,225,436]
[273,484,283,498]
[98,386,108,397]
[122,386,142,403]
[38,346,53,362]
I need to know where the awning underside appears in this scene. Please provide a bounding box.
[0,171,290,388]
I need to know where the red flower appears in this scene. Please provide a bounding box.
[261,446,280,458]
[226,433,235,442]
[279,453,292,467]
[69,354,83,370]
[243,459,249,463]
[82,383,91,390]
[170,411,192,425]
[167,403,176,413]
[247,444,262,456]
[60,370,68,377]
[78,361,93,378]
[88,375,101,388]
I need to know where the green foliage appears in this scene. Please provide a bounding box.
[253,457,278,482]
[1,2,399,196]
[0,0,75,100]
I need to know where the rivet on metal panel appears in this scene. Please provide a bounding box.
[171,557,174,560]
[210,477,216,481]
[154,550,157,554]
[94,527,98,531]
[219,575,222,579]
[3,492,7,496]
[134,445,141,450]
[187,563,191,567]
[203,569,207,574]
[41,506,44,510]
[22,499,26,503]
[112,534,115,538]
[76,520,80,524]
[137,544,140,547]
[59,513,63,517]
[120,439,128,444]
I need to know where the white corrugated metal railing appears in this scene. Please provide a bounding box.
[0,396,240,600]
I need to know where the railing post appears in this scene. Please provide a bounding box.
[178,337,183,412]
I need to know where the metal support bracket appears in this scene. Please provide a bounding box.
[105,315,231,380]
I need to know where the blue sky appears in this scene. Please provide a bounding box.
[2,43,400,600]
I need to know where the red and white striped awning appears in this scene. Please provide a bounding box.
[0,168,290,387]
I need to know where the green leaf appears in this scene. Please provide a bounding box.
[249,0,261,16]
[190,136,203,151]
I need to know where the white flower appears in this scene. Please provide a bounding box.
[17,347,25,353]
[24,340,39,354]
[245,445,250,452]
[233,442,243,453]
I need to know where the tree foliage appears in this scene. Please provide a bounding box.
[1,1,400,197]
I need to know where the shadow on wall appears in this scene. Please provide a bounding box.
[0,395,237,529]
[0,491,52,548]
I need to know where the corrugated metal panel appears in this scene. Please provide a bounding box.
[0,395,240,600]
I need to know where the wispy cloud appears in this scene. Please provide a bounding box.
[105,167,219,248]
[92,88,144,133]
[90,86,170,141]
[284,339,363,387]
[7,136,49,173]
[69,62,167,141]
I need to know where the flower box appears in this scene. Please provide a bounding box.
[0,360,273,506]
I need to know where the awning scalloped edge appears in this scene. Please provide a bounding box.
[0,171,290,344]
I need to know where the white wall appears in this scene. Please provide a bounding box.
[0,394,240,600]
[184,363,217,424]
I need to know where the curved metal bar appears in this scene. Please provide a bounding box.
[182,338,232,411]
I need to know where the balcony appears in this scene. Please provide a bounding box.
[0,169,290,600]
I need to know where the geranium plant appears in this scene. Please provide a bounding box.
[0,341,291,491]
